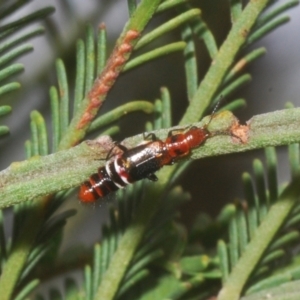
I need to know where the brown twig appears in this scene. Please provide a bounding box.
[77,30,140,129]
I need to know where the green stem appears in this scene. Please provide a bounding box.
[179,0,269,125]
[0,203,45,300]
[2,108,300,208]
[218,176,300,300]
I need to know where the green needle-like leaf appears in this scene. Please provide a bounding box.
[236,203,248,254]
[181,23,198,101]
[0,0,32,19]
[124,249,163,282]
[218,98,246,112]
[230,0,242,23]
[255,0,299,28]
[84,265,92,300]
[246,16,290,46]
[265,147,278,203]
[161,87,172,128]
[0,27,44,55]
[269,231,300,251]
[50,86,60,152]
[223,48,266,85]
[135,9,201,50]
[14,279,40,300]
[117,269,149,298]
[283,213,300,229]
[56,59,69,137]
[96,24,107,75]
[289,142,300,178]
[30,117,39,156]
[253,159,268,220]
[127,0,137,16]
[24,140,31,159]
[190,12,218,59]
[0,7,55,33]
[218,240,230,283]
[73,40,85,116]
[92,244,101,297]
[100,125,120,136]
[0,64,23,82]
[229,211,239,268]
[214,74,252,105]
[153,99,163,130]
[124,41,186,72]
[157,0,187,13]
[89,100,154,132]
[260,249,285,265]
[20,245,50,281]
[0,82,20,97]
[241,280,300,300]
[0,105,11,116]
[246,273,292,295]
[0,45,33,67]
[84,24,95,95]
[242,172,258,239]
[31,111,48,156]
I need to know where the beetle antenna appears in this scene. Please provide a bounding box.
[205,95,223,128]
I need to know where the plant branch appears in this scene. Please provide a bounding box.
[1,108,300,208]
[217,176,300,300]
[179,0,269,125]
[58,0,162,150]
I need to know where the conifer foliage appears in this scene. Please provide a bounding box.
[0,1,300,300]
